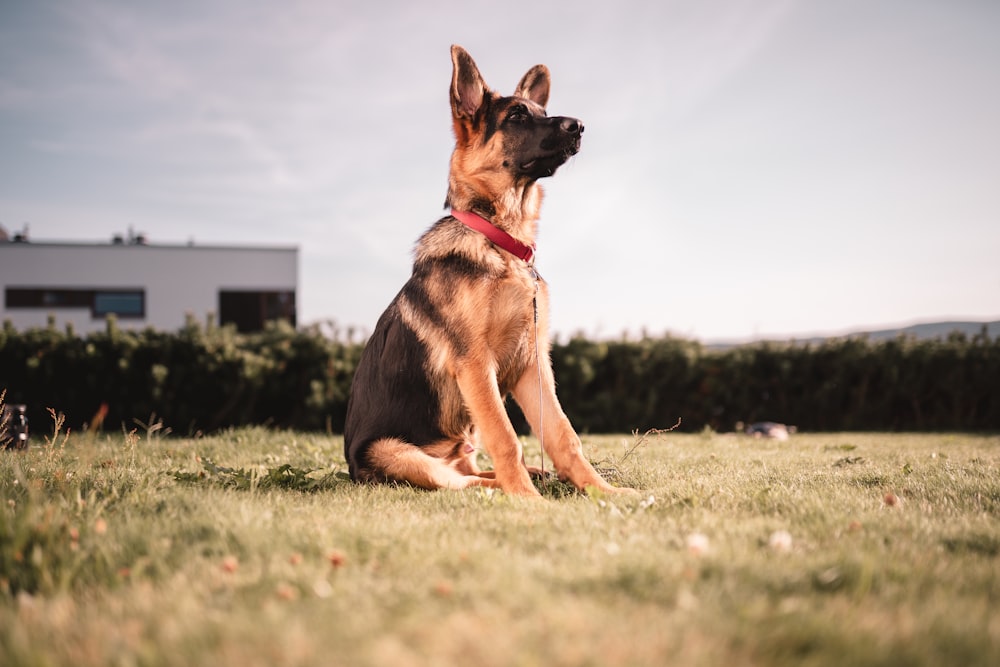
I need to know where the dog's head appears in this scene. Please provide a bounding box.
[449,45,583,184]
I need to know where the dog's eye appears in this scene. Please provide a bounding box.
[507,105,529,122]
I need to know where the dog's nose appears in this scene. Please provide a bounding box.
[560,117,584,136]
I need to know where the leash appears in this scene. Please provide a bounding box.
[451,209,546,482]
[531,265,545,482]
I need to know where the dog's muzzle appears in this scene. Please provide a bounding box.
[521,115,583,178]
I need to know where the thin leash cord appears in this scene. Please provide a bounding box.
[532,270,545,480]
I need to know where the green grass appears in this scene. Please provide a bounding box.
[2,425,998,666]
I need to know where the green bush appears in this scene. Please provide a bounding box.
[0,317,362,436]
[550,328,1000,432]
[1,318,997,434]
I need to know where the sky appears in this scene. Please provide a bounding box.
[1,0,998,342]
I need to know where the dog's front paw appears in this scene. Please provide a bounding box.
[586,480,639,497]
[605,485,641,497]
[506,485,544,499]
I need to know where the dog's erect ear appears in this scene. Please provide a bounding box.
[450,45,488,120]
[515,64,550,109]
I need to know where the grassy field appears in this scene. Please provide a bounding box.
[2,423,998,666]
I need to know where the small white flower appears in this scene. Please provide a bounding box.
[312,580,333,599]
[686,532,710,556]
[768,530,793,552]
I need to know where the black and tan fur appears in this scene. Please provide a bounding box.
[343,45,628,497]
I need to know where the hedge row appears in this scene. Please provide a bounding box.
[1,317,998,436]
[0,316,361,436]
[551,330,1000,432]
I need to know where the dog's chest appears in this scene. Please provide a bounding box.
[489,272,544,391]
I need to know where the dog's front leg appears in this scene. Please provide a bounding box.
[512,363,626,494]
[455,363,541,497]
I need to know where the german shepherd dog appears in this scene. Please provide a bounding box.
[343,45,629,498]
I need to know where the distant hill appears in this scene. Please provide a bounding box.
[854,320,1000,342]
[708,320,1000,349]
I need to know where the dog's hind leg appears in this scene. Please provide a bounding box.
[366,438,502,491]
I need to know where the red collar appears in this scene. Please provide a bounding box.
[451,209,535,264]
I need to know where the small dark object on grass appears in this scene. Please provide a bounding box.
[744,421,796,441]
[1,402,30,450]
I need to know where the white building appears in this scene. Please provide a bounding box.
[0,232,298,333]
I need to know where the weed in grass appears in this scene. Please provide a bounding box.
[133,412,171,441]
[589,422,681,490]
[941,533,1000,557]
[833,455,865,467]
[171,459,346,493]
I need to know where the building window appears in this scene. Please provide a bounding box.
[5,288,145,319]
[219,290,296,332]
[93,291,145,317]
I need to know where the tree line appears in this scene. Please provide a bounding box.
[1,316,997,437]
